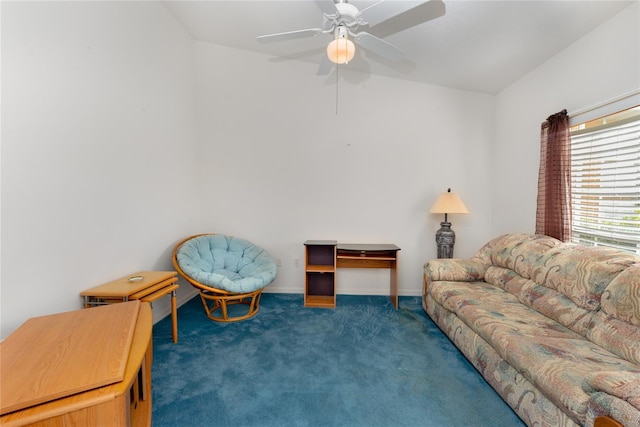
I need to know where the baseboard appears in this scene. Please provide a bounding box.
[152,284,422,323]
[263,288,422,297]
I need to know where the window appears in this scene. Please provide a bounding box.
[570,106,640,254]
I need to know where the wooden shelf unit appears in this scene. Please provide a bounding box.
[304,240,337,308]
[303,241,401,309]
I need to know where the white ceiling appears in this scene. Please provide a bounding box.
[163,0,633,94]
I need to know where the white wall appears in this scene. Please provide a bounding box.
[194,42,496,297]
[492,2,640,235]
[2,1,637,338]
[1,1,201,338]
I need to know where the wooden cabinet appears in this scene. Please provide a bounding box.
[0,301,153,427]
[304,240,337,308]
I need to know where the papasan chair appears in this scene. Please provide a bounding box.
[172,234,277,322]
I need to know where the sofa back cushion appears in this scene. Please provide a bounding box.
[484,266,595,336]
[586,311,640,365]
[531,245,637,311]
[488,234,561,279]
[585,264,640,365]
[601,264,640,327]
[481,234,639,343]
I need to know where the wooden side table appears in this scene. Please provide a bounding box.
[81,271,179,343]
[0,301,153,426]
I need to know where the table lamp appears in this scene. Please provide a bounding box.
[429,188,469,258]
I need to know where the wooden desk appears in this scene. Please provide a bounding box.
[337,244,400,309]
[304,241,400,309]
[0,301,153,427]
[81,271,179,343]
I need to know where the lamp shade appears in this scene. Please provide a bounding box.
[430,189,469,214]
[327,38,355,64]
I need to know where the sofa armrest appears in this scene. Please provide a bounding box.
[424,259,487,282]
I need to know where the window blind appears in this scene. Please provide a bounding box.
[570,115,640,253]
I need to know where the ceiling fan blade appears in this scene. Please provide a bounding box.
[368,0,445,39]
[314,0,338,16]
[359,0,414,27]
[317,54,333,76]
[257,28,324,44]
[354,32,405,63]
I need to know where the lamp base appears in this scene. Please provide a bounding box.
[435,221,456,259]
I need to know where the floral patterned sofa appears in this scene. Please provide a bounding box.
[423,234,640,427]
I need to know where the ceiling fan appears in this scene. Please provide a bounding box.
[256,0,446,75]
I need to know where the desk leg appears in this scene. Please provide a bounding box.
[171,290,178,343]
[390,258,398,309]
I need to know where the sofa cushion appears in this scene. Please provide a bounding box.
[602,264,640,327]
[583,371,640,411]
[426,294,578,427]
[587,392,640,427]
[585,310,640,366]
[488,234,561,279]
[484,265,595,336]
[483,265,528,294]
[498,335,640,424]
[531,245,637,311]
[429,280,583,345]
[428,280,521,318]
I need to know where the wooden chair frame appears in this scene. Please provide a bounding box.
[172,234,266,322]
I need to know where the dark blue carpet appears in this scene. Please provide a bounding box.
[151,293,524,426]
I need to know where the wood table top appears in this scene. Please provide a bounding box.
[80,270,177,298]
[337,243,401,252]
[0,301,140,415]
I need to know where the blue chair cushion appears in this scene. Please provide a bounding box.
[176,234,277,293]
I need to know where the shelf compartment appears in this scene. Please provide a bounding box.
[306,264,335,273]
[304,294,336,308]
[306,245,336,266]
[306,272,335,295]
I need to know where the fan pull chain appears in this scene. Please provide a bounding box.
[335,63,339,115]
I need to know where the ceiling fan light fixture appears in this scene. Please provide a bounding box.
[257,0,447,74]
[327,37,356,64]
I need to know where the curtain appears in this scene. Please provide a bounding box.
[535,109,571,241]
